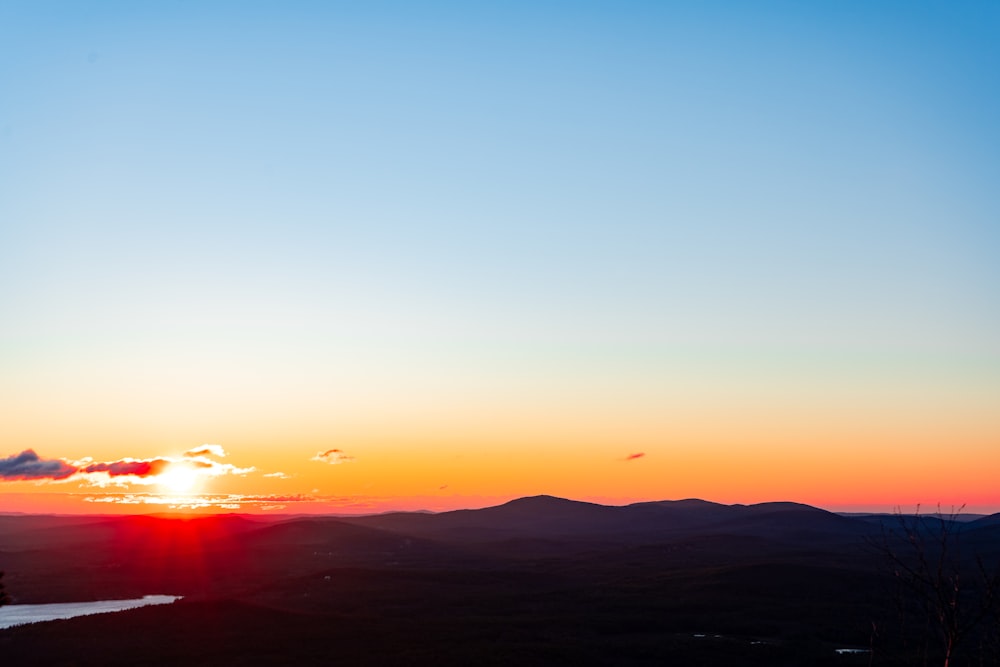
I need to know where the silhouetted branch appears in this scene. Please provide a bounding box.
[870,505,1000,667]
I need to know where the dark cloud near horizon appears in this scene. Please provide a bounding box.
[0,450,77,480]
[625,452,645,461]
[0,450,213,483]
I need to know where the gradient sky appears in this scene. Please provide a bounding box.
[1,1,998,514]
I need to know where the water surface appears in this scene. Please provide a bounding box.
[0,595,181,629]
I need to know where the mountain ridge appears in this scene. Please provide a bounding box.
[337,494,880,544]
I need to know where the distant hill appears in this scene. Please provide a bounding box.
[339,495,877,545]
[965,512,1000,530]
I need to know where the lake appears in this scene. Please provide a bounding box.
[0,595,182,629]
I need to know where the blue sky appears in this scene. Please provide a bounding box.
[1,1,998,509]
[3,1,997,346]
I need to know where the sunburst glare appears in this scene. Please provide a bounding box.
[156,464,202,495]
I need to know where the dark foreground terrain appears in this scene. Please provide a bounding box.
[2,496,1000,666]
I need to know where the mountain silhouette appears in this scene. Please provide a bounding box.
[341,495,877,544]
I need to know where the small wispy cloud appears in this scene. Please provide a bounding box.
[177,445,253,479]
[311,449,354,465]
[624,452,645,461]
[207,462,256,477]
[263,471,291,479]
[83,493,318,509]
[183,444,226,458]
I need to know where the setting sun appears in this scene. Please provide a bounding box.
[156,465,200,495]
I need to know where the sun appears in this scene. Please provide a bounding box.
[156,464,201,495]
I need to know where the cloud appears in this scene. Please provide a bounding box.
[0,450,77,480]
[78,457,183,488]
[215,463,255,476]
[263,472,291,479]
[183,444,226,459]
[81,458,172,477]
[176,446,254,479]
[186,460,255,478]
[2,445,254,488]
[624,452,645,461]
[83,493,318,508]
[311,449,354,465]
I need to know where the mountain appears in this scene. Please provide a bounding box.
[340,495,876,546]
[965,512,1000,530]
[5,496,999,666]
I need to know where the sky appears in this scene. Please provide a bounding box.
[1,1,998,515]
